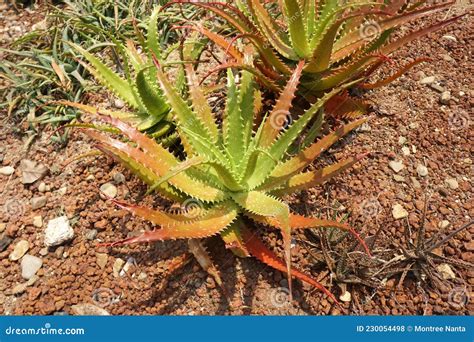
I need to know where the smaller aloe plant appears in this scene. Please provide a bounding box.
[63,7,207,140]
[77,60,371,307]
[164,0,465,118]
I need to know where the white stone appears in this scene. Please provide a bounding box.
[100,183,117,198]
[33,215,43,228]
[438,220,450,229]
[38,182,47,192]
[436,263,456,280]
[445,178,459,190]
[401,146,410,156]
[339,291,351,302]
[398,136,407,145]
[21,255,43,280]
[420,76,436,85]
[392,204,408,219]
[416,164,428,177]
[389,160,404,173]
[0,166,15,176]
[113,258,125,278]
[44,216,74,247]
[31,196,47,210]
[9,240,29,261]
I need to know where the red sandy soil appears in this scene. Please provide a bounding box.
[0,3,472,315]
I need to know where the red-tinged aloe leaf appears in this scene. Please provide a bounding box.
[271,154,367,195]
[246,212,371,256]
[111,198,204,226]
[85,130,227,203]
[239,224,343,309]
[94,145,184,202]
[146,156,208,195]
[220,220,250,257]
[231,191,293,297]
[226,32,293,76]
[332,2,456,60]
[177,25,244,63]
[359,57,430,89]
[185,64,219,142]
[305,54,379,91]
[163,1,256,33]
[246,0,298,60]
[200,62,282,93]
[378,14,466,56]
[259,61,305,148]
[324,91,368,119]
[101,202,239,247]
[98,115,180,167]
[264,117,367,183]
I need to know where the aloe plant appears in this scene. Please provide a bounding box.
[75,60,372,307]
[164,0,465,118]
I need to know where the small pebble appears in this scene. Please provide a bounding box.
[113,258,125,278]
[31,196,47,210]
[393,175,405,183]
[392,204,408,219]
[398,136,407,145]
[436,263,455,280]
[38,182,47,192]
[9,240,30,261]
[33,215,43,228]
[389,160,404,173]
[84,229,98,241]
[416,164,428,177]
[0,166,15,176]
[100,183,117,199]
[420,76,435,85]
[445,178,459,190]
[96,253,108,269]
[21,255,43,280]
[44,216,74,247]
[438,220,450,229]
[113,172,126,184]
[113,99,125,109]
[440,91,451,105]
[401,146,410,156]
[429,83,444,93]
